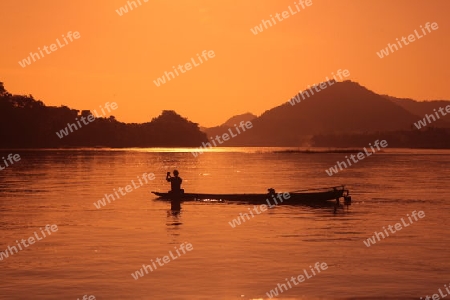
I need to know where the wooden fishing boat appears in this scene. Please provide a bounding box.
[151,186,351,205]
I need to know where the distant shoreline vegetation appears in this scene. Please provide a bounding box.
[0,82,207,148]
[273,149,368,154]
[56,102,118,139]
[311,129,450,149]
[2,82,450,149]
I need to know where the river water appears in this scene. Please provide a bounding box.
[0,148,449,300]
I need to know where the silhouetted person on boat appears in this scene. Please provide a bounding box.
[167,170,182,211]
[166,170,183,193]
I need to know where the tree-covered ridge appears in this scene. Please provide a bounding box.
[0,82,207,148]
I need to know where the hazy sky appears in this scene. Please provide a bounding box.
[1,0,449,126]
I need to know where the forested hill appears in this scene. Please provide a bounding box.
[0,82,207,148]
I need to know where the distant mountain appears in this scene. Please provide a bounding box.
[3,80,450,149]
[218,81,430,146]
[222,113,257,127]
[386,96,450,126]
[201,113,256,143]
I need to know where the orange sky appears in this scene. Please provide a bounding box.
[1,0,449,127]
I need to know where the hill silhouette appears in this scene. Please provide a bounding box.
[222,113,257,127]
[0,82,207,148]
[2,81,450,149]
[201,113,256,142]
[386,96,450,126]
[203,80,450,148]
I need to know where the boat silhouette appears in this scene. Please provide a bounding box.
[152,185,351,206]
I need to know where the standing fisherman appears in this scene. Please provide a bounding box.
[166,170,182,211]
